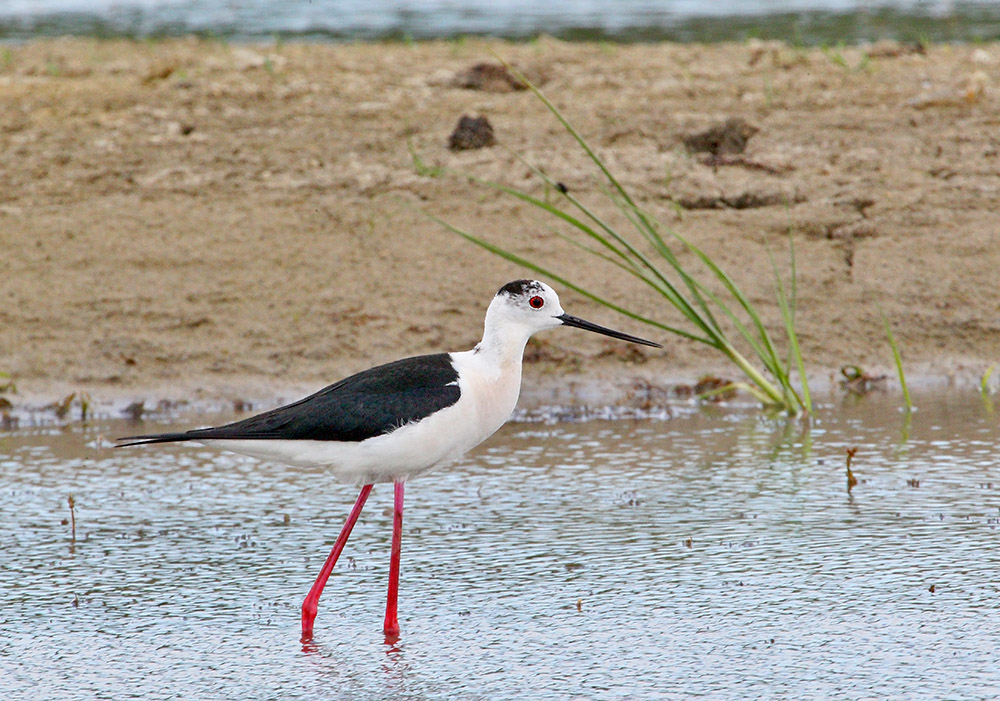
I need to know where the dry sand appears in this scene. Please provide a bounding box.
[2,37,999,416]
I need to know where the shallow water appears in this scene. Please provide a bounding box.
[2,391,999,699]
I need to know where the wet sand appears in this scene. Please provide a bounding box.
[2,37,998,413]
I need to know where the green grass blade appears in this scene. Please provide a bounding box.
[407,139,444,177]
[480,171,723,340]
[981,364,996,415]
[656,225,790,388]
[474,177,645,274]
[492,54,637,208]
[768,245,811,413]
[666,227,790,376]
[882,311,913,412]
[787,235,811,412]
[981,364,997,399]
[496,153,714,332]
[608,190,723,333]
[547,227,718,346]
[422,210,709,344]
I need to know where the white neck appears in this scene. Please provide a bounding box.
[473,301,535,376]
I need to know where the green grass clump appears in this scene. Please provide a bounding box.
[427,59,813,414]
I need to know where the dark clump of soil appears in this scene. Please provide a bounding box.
[865,40,927,59]
[694,375,737,401]
[452,62,526,92]
[673,375,737,401]
[699,154,794,174]
[448,114,496,150]
[828,221,879,241]
[624,379,673,411]
[595,343,649,364]
[683,117,759,156]
[123,400,145,421]
[676,188,805,210]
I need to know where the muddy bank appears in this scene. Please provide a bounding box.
[1,38,999,415]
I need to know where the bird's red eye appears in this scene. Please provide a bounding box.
[529,295,544,309]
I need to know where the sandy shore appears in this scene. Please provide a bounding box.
[2,37,999,415]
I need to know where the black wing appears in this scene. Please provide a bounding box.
[117,353,461,446]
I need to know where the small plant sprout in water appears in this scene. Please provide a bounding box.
[881,311,913,413]
[67,495,77,549]
[839,365,887,395]
[47,391,92,422]
[980,364,996,414]
[51,393,76,420]
[428,57,812,415]
[845,447,859,493]
[0,371,16,394]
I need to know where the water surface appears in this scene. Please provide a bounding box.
[1,392,999,698]
[1,0,999,43]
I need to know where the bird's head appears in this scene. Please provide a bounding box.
[485,279,661,348]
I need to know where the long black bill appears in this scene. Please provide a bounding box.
[557,314,662,348]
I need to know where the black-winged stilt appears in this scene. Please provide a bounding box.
[117,279,661,641]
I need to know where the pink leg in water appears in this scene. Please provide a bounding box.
[301,484,373,641]
[383,480,404,640]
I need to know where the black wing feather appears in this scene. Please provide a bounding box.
[117,353,461,446]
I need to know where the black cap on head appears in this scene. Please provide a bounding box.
[497,280,543,297]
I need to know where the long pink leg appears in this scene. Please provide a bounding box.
[383,480,404,639]
[301,484,373,640]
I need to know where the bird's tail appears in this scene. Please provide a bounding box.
[115,432,197,447]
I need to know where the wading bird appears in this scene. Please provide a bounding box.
[118,280,661,641]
